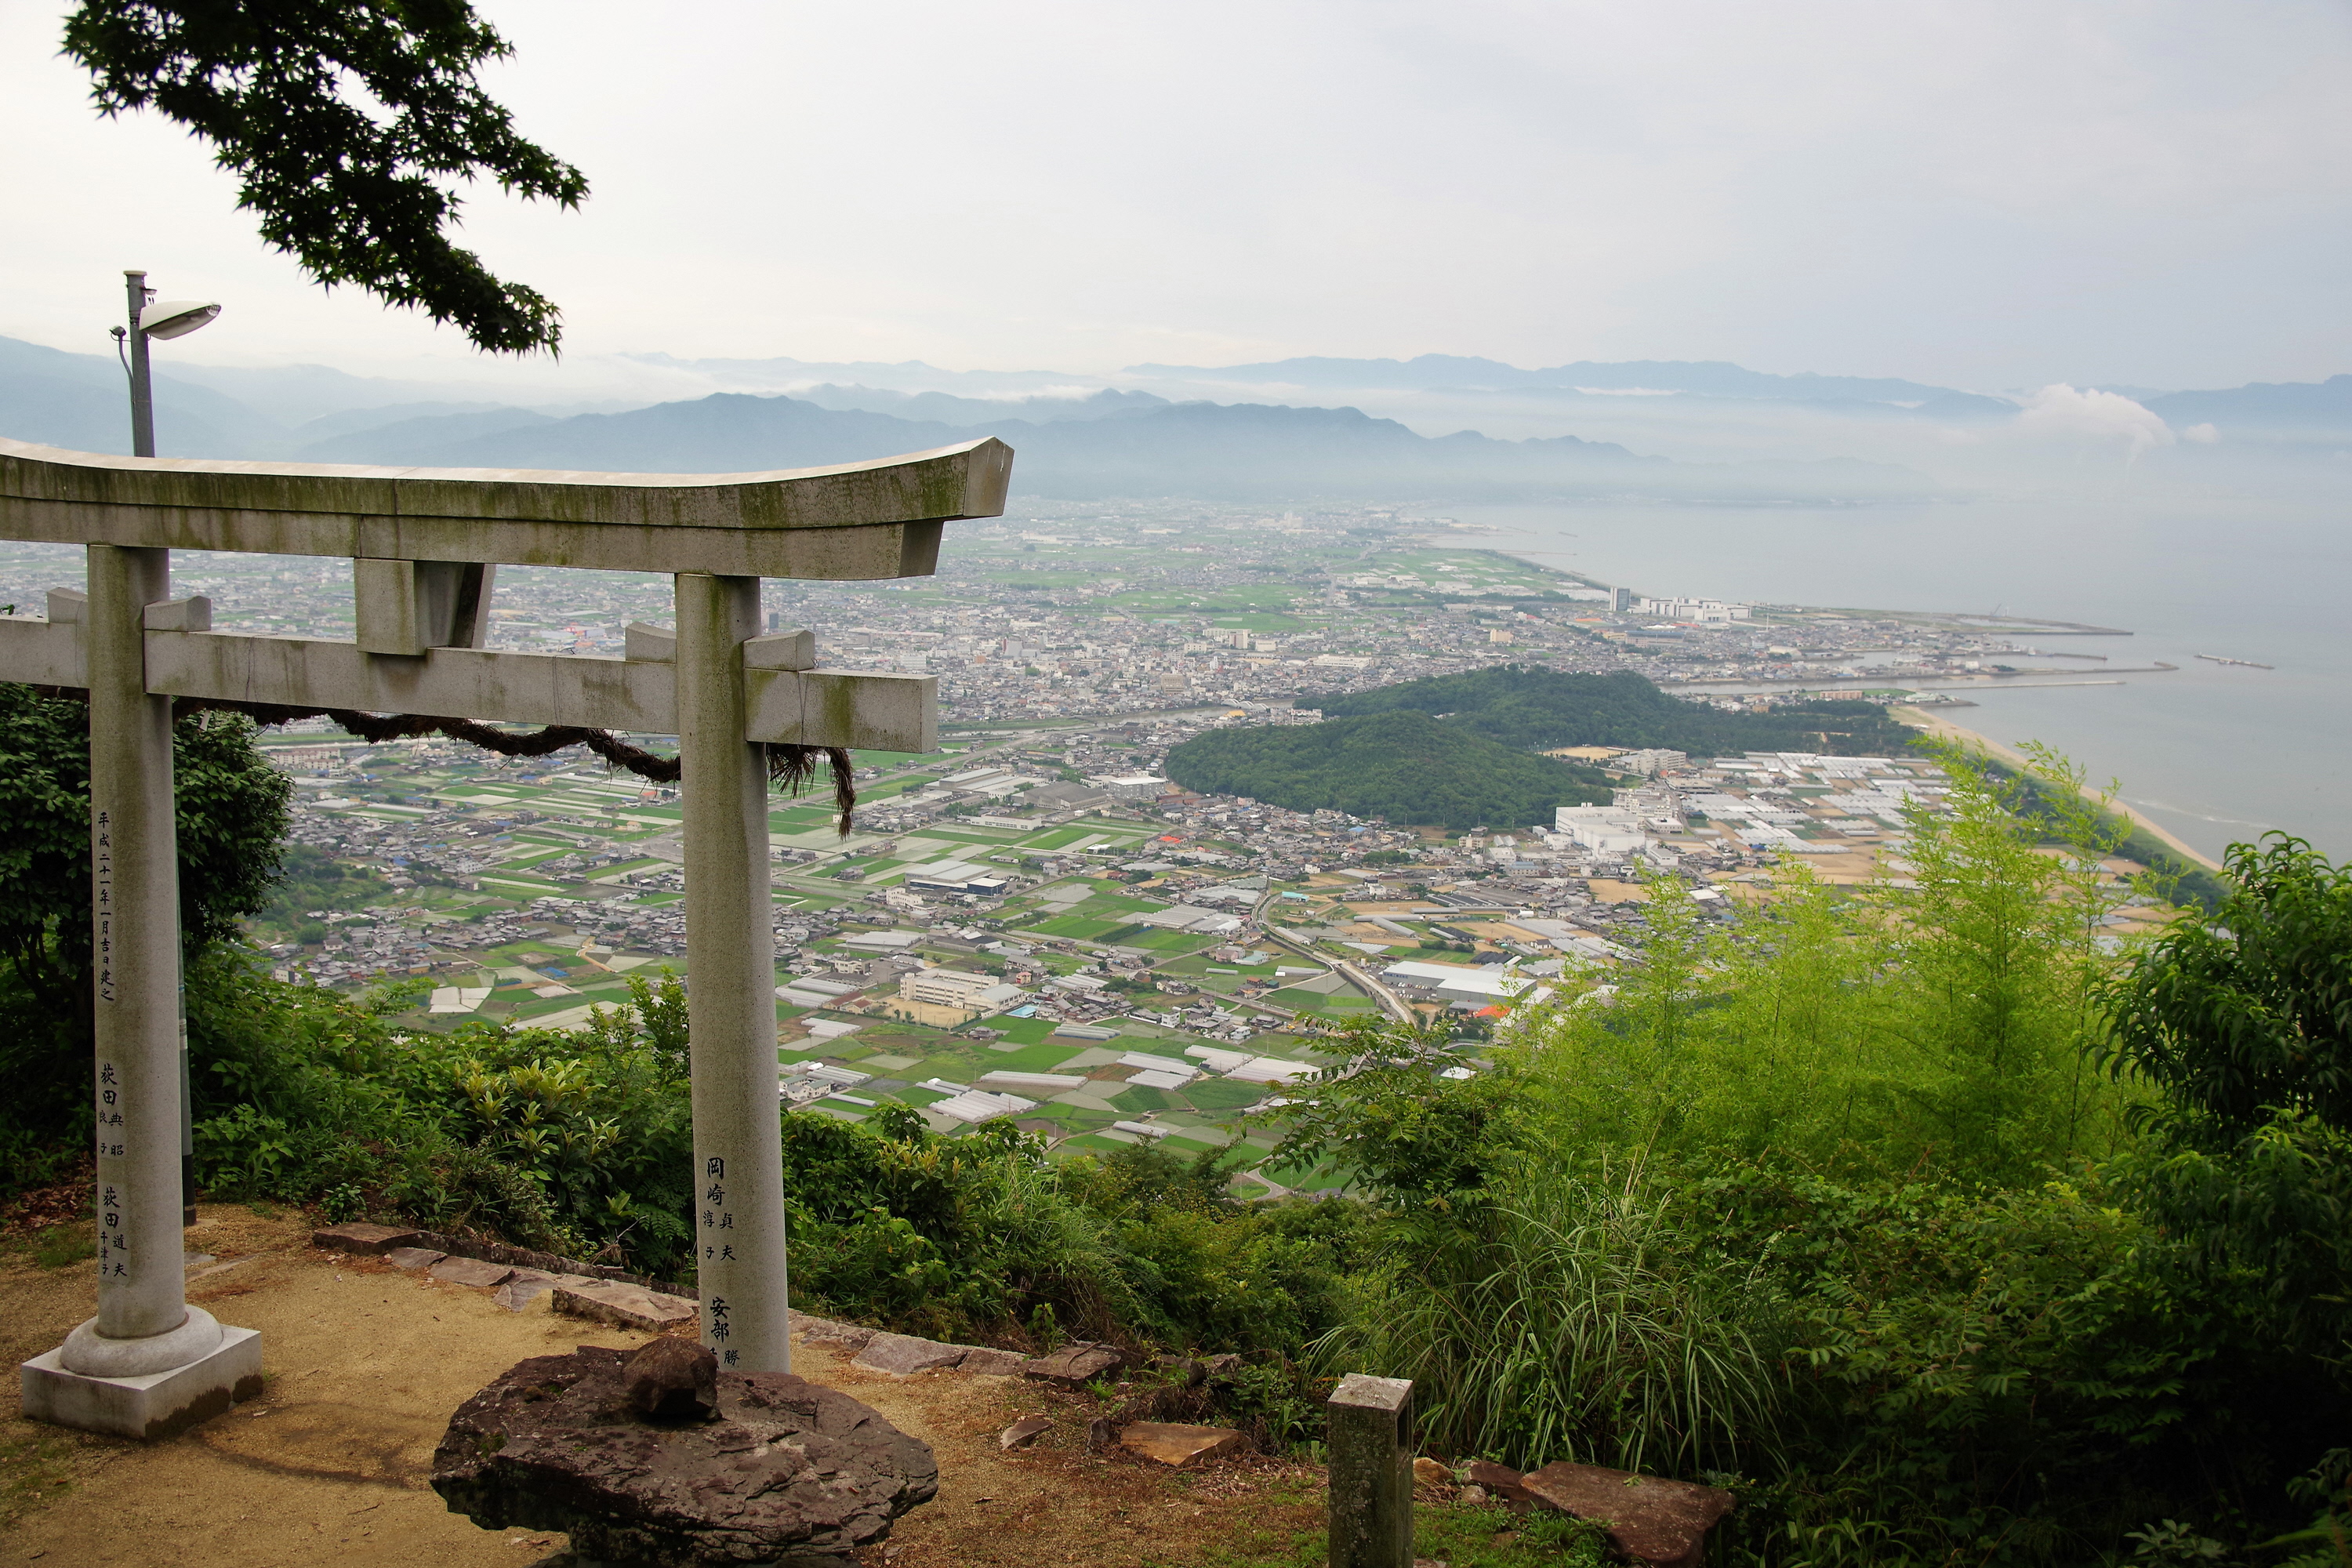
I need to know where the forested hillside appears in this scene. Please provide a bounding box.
[1316,666,1918,756]
[1162,710,1614,829]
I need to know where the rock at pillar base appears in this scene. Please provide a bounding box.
[19,1320,263,1440]
[433,1345,937,1566]
[1519,1461,1734,1568]
[623,1338,718,1422]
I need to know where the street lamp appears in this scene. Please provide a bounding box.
[109,269,222,458]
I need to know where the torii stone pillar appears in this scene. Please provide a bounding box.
[675,571,791,1370]
[2,434,1012,1434]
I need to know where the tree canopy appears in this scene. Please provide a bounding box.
[1316,665,1919,757]
[64,0,586,354]
[1163,709,1612,829]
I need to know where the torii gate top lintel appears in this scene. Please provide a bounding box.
[0,434,1014,579]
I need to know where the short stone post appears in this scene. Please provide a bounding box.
[1328,1373,1414,1568]
[675,571,791,1374]
[18,543,261,1439]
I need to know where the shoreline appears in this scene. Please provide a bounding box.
[1893,706,2223,873]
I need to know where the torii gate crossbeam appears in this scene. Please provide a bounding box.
[1,434,1011,1439]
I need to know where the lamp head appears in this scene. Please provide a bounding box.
[139,299,222,340]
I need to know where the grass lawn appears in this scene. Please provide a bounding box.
[1155,1136,1227,1156]
[1055,1133,1142,1155]
[1181,1079,1269,1112]
[1124,928,1218,953]
[1031,915,1130,941]
[994,1017,1058,1046]
[976,1041,1084,1073]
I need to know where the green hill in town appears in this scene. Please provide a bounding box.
[1314,665,1919,757]
[1163,710,1613,829]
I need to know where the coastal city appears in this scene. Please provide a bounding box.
[238,709,1987,1192]
[1,499,2148,724]
[0,502,2175,1192]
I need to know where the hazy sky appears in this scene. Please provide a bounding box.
[3,0,2346,392]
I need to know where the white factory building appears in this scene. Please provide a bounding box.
[1554,804,1651,854]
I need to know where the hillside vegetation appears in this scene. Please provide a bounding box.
[1162,710,1613,829]
[1316,665,1919,757]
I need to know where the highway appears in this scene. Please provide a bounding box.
[1254,888,1416,1025]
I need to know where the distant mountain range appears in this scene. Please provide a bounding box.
[299,391,1942,503]
[1128,354,2016,413]
[1131,354,2352,434]
[3,332,2344,504]
[2140,375,2352,430]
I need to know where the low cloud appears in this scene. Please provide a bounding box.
[2013,384,2176,456]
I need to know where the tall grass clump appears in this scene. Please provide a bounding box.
[1323,1162,1784,1476]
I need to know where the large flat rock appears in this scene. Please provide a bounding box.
[432,1345,938,1566]
[1520,1461,1734,1568]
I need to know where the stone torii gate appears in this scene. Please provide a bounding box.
[2,433,1011,1438]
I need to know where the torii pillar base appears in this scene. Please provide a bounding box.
[20,1309,262,1440]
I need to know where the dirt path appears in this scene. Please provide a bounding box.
[1,1207,1321,1568]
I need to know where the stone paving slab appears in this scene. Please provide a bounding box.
[385,1247,448,1270]
[1520,1461,1735,1568]
[550,1279,699,1333]
[1119,1422,1247,1468]
[311,1222,428,1254]
[854,1333,972,1376]
[797,1319,879,1352]
[492,1269,597,1312]
[429,1257,518,1288]
[1020,1341,1127,1388]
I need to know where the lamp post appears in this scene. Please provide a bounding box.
[107,270,221,1226]
[111,270,221,458]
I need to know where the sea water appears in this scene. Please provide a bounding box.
[1454,491,2352,863]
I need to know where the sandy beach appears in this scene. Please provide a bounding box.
[1893,706,2224,873]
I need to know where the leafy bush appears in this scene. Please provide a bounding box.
[2100,835,2352,1367]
